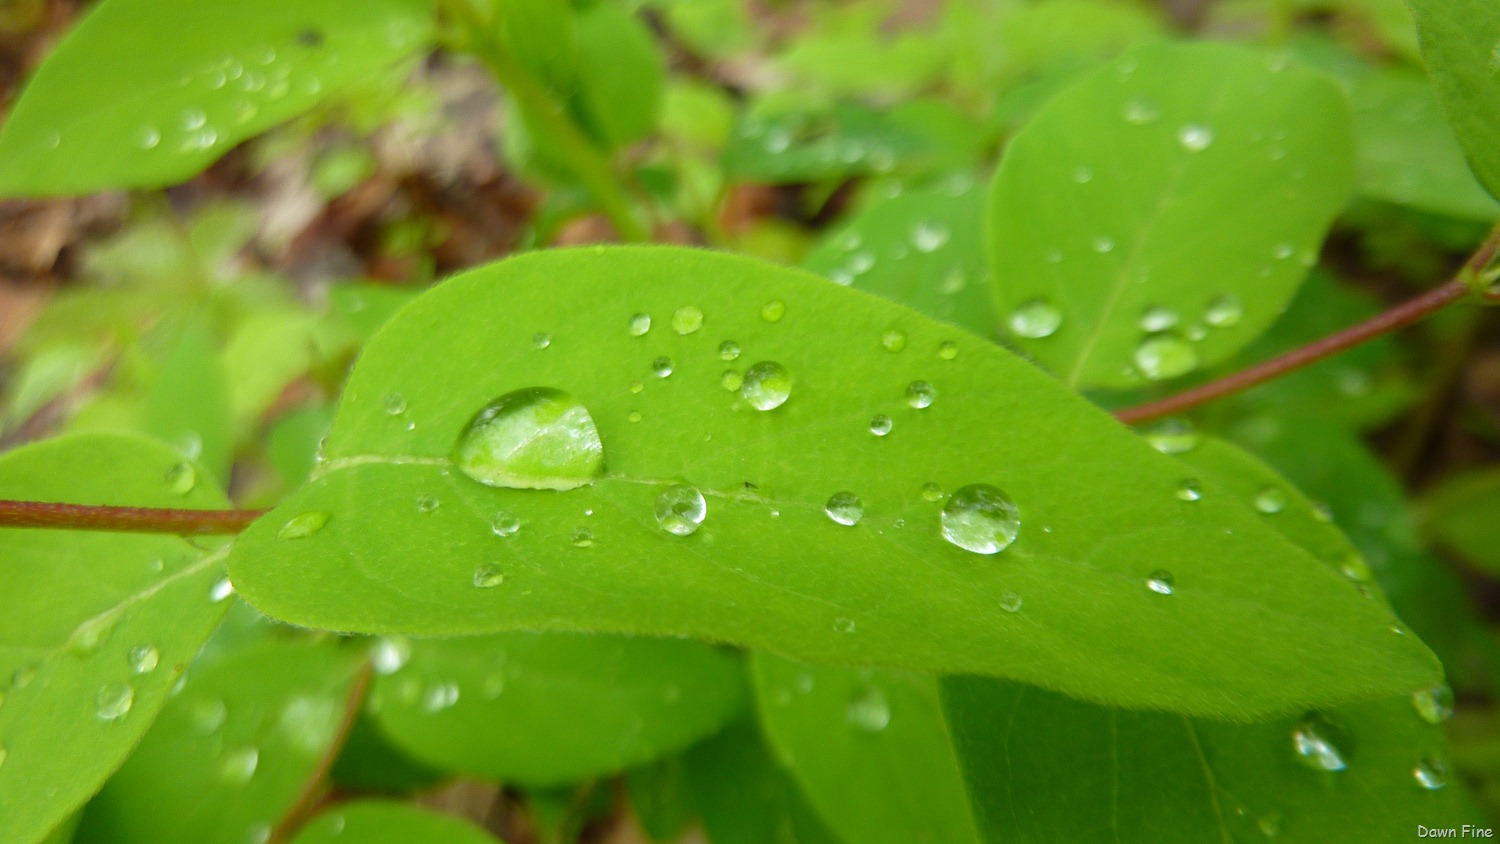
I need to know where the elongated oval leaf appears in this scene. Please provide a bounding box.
[227,246,1436,718]
[0,433,232,844]
[990,42,1355,389]
[1407,0,1500,202]
[0,0,434,196]
[369,632,746,785]
[290,801,502,844]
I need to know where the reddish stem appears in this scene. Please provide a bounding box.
[0,500,266,535]
[271,661,374,843]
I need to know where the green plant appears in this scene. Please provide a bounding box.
[1,0,1499,842]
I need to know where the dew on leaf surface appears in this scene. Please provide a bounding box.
[570,526,595,547]
[719,370,743,392]
[869,414,893,437]
[384,393,407,415]
[1145,418,1199,454]
[672,306,704,335]
[1178,124,1214,152]
[128,645,160,675]
[905,380,935,409]
[1253,487,1288,514]
[189,697,228,734]
[166,462,196,495]
[1140,305,1179,333]
[135,125,161,149]
[1204,294,1244,328]
[1134,335,1199,381]
[1177,479,1203,502]
[1124,99,1161,124]
[453,388,604,491]
[628,313,651,336]
[1291,714,1348,772]
[220,746,260,784]
[824,492,864,526]
[423,683,460,713]
[911,222,950,253]
[921,482,944,502]
[655,485,708,536]
[1092,236,1116,253]
[532,332,551,350]
[652,356,674,378]
[718,340,741,361]
[472,564,505,588]
[940,484,1021,555]
[1146,570,1176,595]
[846,685,891,733]
[760,300,786,322]
[1009,300,1063,338]
[881,329,908,352]
[95,681,135,722]
[938,341,959,360]
[1413,757,1449,790]
[210,577,235,603]
[833,617,857,634]
[742,361,792,410]
[278,511,329,540]
[1412,684,1454,725]
[415,494,441,514]
[372,638,410,675]
[999,591,1023,613]
[491,511,520,537]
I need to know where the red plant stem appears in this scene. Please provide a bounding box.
[0,499,266,535]
[271,661,374,843]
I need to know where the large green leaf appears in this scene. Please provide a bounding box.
[227,246,1437,718]
[752,654,979,844]
[685,720,842,844]
[0,433,231,844]
[1407,0,1500,202]
[77,638,365,844]
[0,0,434,196]
[990,42,1355,389]
[942,437,1472,843]
[289,801,501,844]
[368,632,746,785]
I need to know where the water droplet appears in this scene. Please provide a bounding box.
[1292,715,1347,772]
[69,615,116,657]
[938,341,959,360]
[372,638,410,675]
[1412,684,1454,725]
[1092,236,1116,253]
[135,125,161,149]
[472,564,505,588]
[1124,99,1161,124]
[1145,418,1199,454]
[490,511,520,538]
[846,686,891,732]
[869,414,893,437]
[672,306,704,335]
[1140,306,1179,333]
[210,577,235,603]
[220,746,260,784]
[1204,294,1244,328]
[453,388,604,491]
[652,356,674,378]
[999,591,1023,612]
[824,492,864,526]
[1178,124,1214,152]
[1414,756,1449,790]
[848,252,875,274]
[655,485,707,536]
[96,682,135,721]
[1072,166,1094,184]
[11,665,36,689]
[720,370,743,391]
[742,361,792,411]
[181,109,207,131]
[628,313,651,336]
[940,484,1021,555]
[760,300,786,322]
[718,340,741,361]
[912,222,950,253]
[166,462,196,495]
[415,494,441,514]
[833,617,857,634]
[384,393,407,415]
[570,526,594,547]
[1009,300,1063,338]
[531,332,551,350]
[278,511,329,540]
[1146,570,1176,595]
[905,381,935,409]
[881,329,908,352]
[128,645,160,674]
[1176,479,1203,502]
[1274,243,1295,260]
[921,482,944,502]
[1134,336,1199,381]
[1254,487,1288,514]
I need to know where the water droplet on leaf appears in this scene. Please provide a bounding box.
[938,341,959,360]
[628,313,651,336]
[1413,757,1449,790]
[1178,124,1214,152]
[1412,684,1454,725]
[220,746,260,784]
[1145,418,1199,454]
[128,645,160,674]
[1204,294,1244,328]
[869,414,893,436]
[999,591,1023,613]
[655,485,707,536]
[472,564,505,588]
[846,686,891,732]
[384,393,407,415]
[1254,487,1288,514]
[1292,714,1348,772]
[95,681,135,721]
[652,356,674,378]
[166,462,196,495]
[718,340,741,361]
[491,511,520,537]
[1135,336,1199,381]
[1009,300,1062,338]
[278,511,330,540]
[881,329,907,352]
[905,381,935,409]
[1177,479,1203,502]
[760,300,786,322]
[824,492,864,526]
[742,362,792,411]
[453,388,604,491]
[1147,570,1176,595]
[940,484,1021,555]
[672,306,704,335]
[415,494,441,514]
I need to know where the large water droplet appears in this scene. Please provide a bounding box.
[1178,125,1214,152]
[1292,715,1348,772]
[220,746,260,784]
[869,414,893,437]
[453,388,604,491]
[881,329,908,352]
[1010,300,1062,338]
[628,313,651,336]
[128,644,160,675]
[672,306,704,335]
[742,362,792,411]
[824,492,864,526]
[940,484,1021,555]
[1146,570,1176,595]
[278,511,329,540]
[655,485,707,536]
[1412,684,1454,725]
[1205,294,1244,328]
[384,393,407,415]
[472,564,505,588]
[1413,757,1449,790]
[652,356,674,378]
[1135,336,1199,381]
[1145,418,1199,454]
[846,686,891,733]
[905,381,935,409]
[96,681,135,722]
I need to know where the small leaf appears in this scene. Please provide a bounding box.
[227,246,1437,718]
[990,42,1355,389]
[369,633,746,786]
[0,433,232,844]
[77,638,366,844]
[142,323,233,484]
[570,3,665,150]
[289,800,501,844]
[0,0,435,196]
[751,654,980,844]
[685,720,842,844]
[1407,0,1500,202]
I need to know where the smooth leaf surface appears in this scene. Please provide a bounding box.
[685,720,841,844]
[0,433,231,844]
[141,323,233,484]
[942,437,1471,843]
[1408,0,1500,202]
[0,0,434,195]
[627,754,698,842]
[1424,470,1500,577]
[369,632,746,785]
[752,654,979,844]
[227,246,1437,718]
[289,800,501,844]
[77,638,365,844]
[990,42,1355,389]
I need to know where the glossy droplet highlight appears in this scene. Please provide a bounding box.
[1204,294,1244,328]
[1292,715,1347,772]
[453,387,604,491]
[905,381,935,409]
[824,492,864,526]
[128,644,160,674]
[869,414,892,437]
[652,356,674,378]
[1412,684,1454,725]
[999,591,1023,613]
[415,494,441,514]
[136,125,161,149]
[938,341,959,360]
[472,564,505,589]
[384,393,407,415]
[742,361,792,410]
[881,329,907,352]
[940,484,1021,555]
[912,222,950,253]
[760,300,786,322]
[220,746,260,784]
[655,485,707,536]
[96,682,135,721]
[1135,336,1199,381]
[531,332,551,350]
[1146,570,1175,595]
[1139,305,1179,333]
[1413,757,1449,790]
[1177,479,1203,502]
[1124,98,1161,125]
[166,462,196,495]
[372,638,410,675]
[628,313,651,336]
[1178,124,1214,152]
[846,686,891,732]
[278,511,329,540]
[570,526,594,547]
[1145,418,1199,454]
[718,340,741,361]
[1009,300,1062,339]
[1254,487,1288,514]
[921,482,944,502]
[672,306,704,335]
[491,511,520,538]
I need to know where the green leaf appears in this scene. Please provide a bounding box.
[570,3,665,150]
[685,720,842,844]
[289,800,501,844]
[369,633,746,785]
[329,712,445,794]
[142,323,233,484]
[989,42,1356,390]
[627,754,698,842]
[0,433,232,844]
[751,654,980,844]
[227,245,1437,718]
[498,0,577,97]
[723,103,938,184]
[77,638,366,844]
[802,178,994,336]
[1407,0,1500,202]
[1424,470,1500,576]
[0,0,434,196]
[942,437,1472,843]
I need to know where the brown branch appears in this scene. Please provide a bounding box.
[0,500,266,534]
[1115,222,1500,426]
